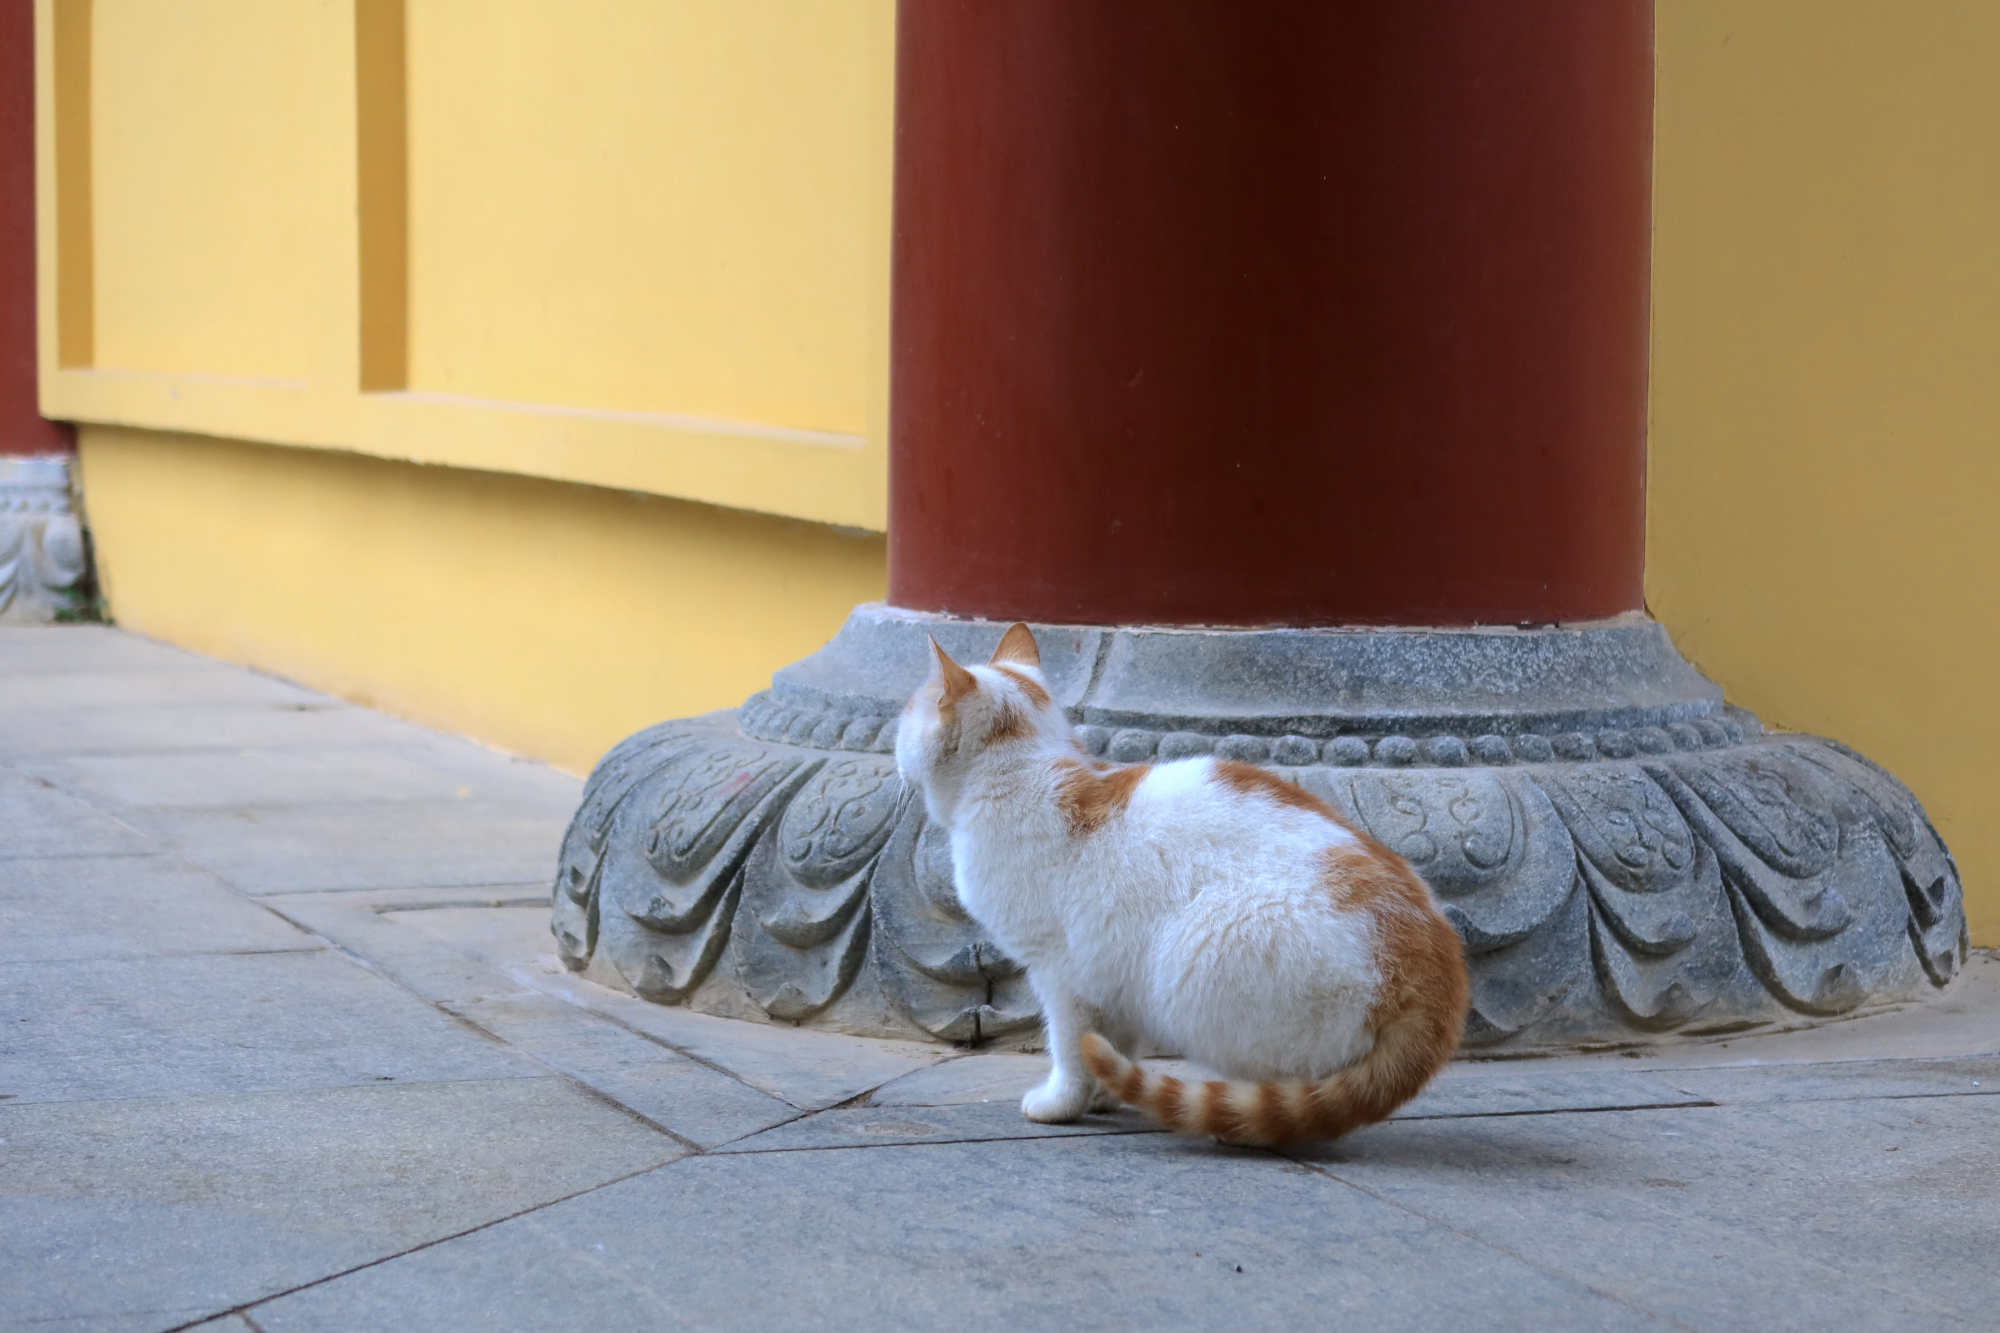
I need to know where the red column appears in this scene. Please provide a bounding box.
[889,0,1652,628]
[0,0,69,456]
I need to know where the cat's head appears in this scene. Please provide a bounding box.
[894,623,1065,795]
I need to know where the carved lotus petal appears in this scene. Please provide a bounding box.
[1667,748,1839,880]
[1536,767,1695,893]
[778,756,902,887]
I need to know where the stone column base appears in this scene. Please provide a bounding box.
[0,456,89,624]
[551,605,1968,1050]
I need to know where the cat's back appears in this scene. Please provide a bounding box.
[1114,756,1358,867]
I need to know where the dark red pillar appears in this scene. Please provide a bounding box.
[889,0,1652,627]
[0,0,68,456]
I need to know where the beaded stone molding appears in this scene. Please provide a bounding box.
[0,456,88,624]
[552,605,1967,1050]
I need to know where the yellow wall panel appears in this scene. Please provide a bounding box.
[78,426,888,775]
[88,0,348,382]
[405,0,878,433]
[1650,0,2000,944]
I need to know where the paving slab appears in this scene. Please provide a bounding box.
[113,802,570,892]
[384,904,570,972]
[518,966,952,1111]
[258,891,556,1011]
[0,624,219,675]
[0,949,546,1104]
[439,991,802,1149]
[714,1098,1159,1153]
[1666,1055,2000,1106]
[248,1132,1674,1333]
[1298,1094,2000,1332]
[0,1077,685,1333]
[0,766,155,859]
[866,1050,1050,1106]
[0,854,317,964]
[20,746,576,814]
[0,668,327,711]
[0,699,501,759]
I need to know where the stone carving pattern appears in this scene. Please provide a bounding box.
[553,714,1968,1048]
[0,457,88,624]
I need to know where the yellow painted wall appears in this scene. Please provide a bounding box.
[1650,1,2000,944]
[90,0,346,383]
[77,426,887,775]
[39,0,896,778]
[37,0,895,529]
[406,1,874,433]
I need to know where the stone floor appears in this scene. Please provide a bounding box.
[3,624,1996,1333]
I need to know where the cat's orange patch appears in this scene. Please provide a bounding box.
[931,637,977,712]
[990,622,1041,669]
[1053,757,1151,835]
[993,664,1052,710]
[1319,838,1470,1095]
[986,702,1033,744]
[1213,760,1344,822]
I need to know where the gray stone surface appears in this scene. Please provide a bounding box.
[1296,1094,2000,1332]
[2,1079,684,1331]
[0,854,317,963]
[1,950,545,1104]
[557,603,1969,1050]
[712,1098,1159,1152]
[0,455,87,623]
[19,746,578,812]
[1665,1055,1999,1106]
[250,1134,1680,1333]
[0,624,205,674]
[0,768,154,859]
[0,698,479,757]
[0,667,326,711]
[116,802,570,893]
[8,625,1998,1333]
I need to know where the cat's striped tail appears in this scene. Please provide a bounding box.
[1080,1013,1457,1146]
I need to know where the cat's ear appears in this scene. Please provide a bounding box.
[929,636,978,707]
[990,622,1040,669]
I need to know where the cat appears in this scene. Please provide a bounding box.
[895,622,1470,1146]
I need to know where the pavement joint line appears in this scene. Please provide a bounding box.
[0,1073,568,1113]
[248,891,846,1139]
[0,848,161,863]
[157,1155,695,1333]
[0,945,327,967]
[493,961,853,1110]
[714,1124,1166,1156]
[1279,1150,1707,1333]
[551,1064,708,1156]
[1395,1099,1721,1121]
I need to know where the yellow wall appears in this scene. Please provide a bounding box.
[37,0,895,529]
[39,0,895,777]
[1650,0,2000,944]
[77,426,887,775]
[405,1,874,433]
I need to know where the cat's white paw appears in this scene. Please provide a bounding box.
[1089,1084,1124,1113]
[1021,1076,1096,1124]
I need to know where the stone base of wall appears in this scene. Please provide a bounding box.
[0,456,89,624]
[553,604,1969,1052]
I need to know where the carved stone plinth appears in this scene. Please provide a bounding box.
[0,456,88,624]
[551,605,1967,1049]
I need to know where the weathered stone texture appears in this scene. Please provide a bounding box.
[554,606,1968,1049]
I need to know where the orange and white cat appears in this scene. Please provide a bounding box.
[895,623,1470,1146]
